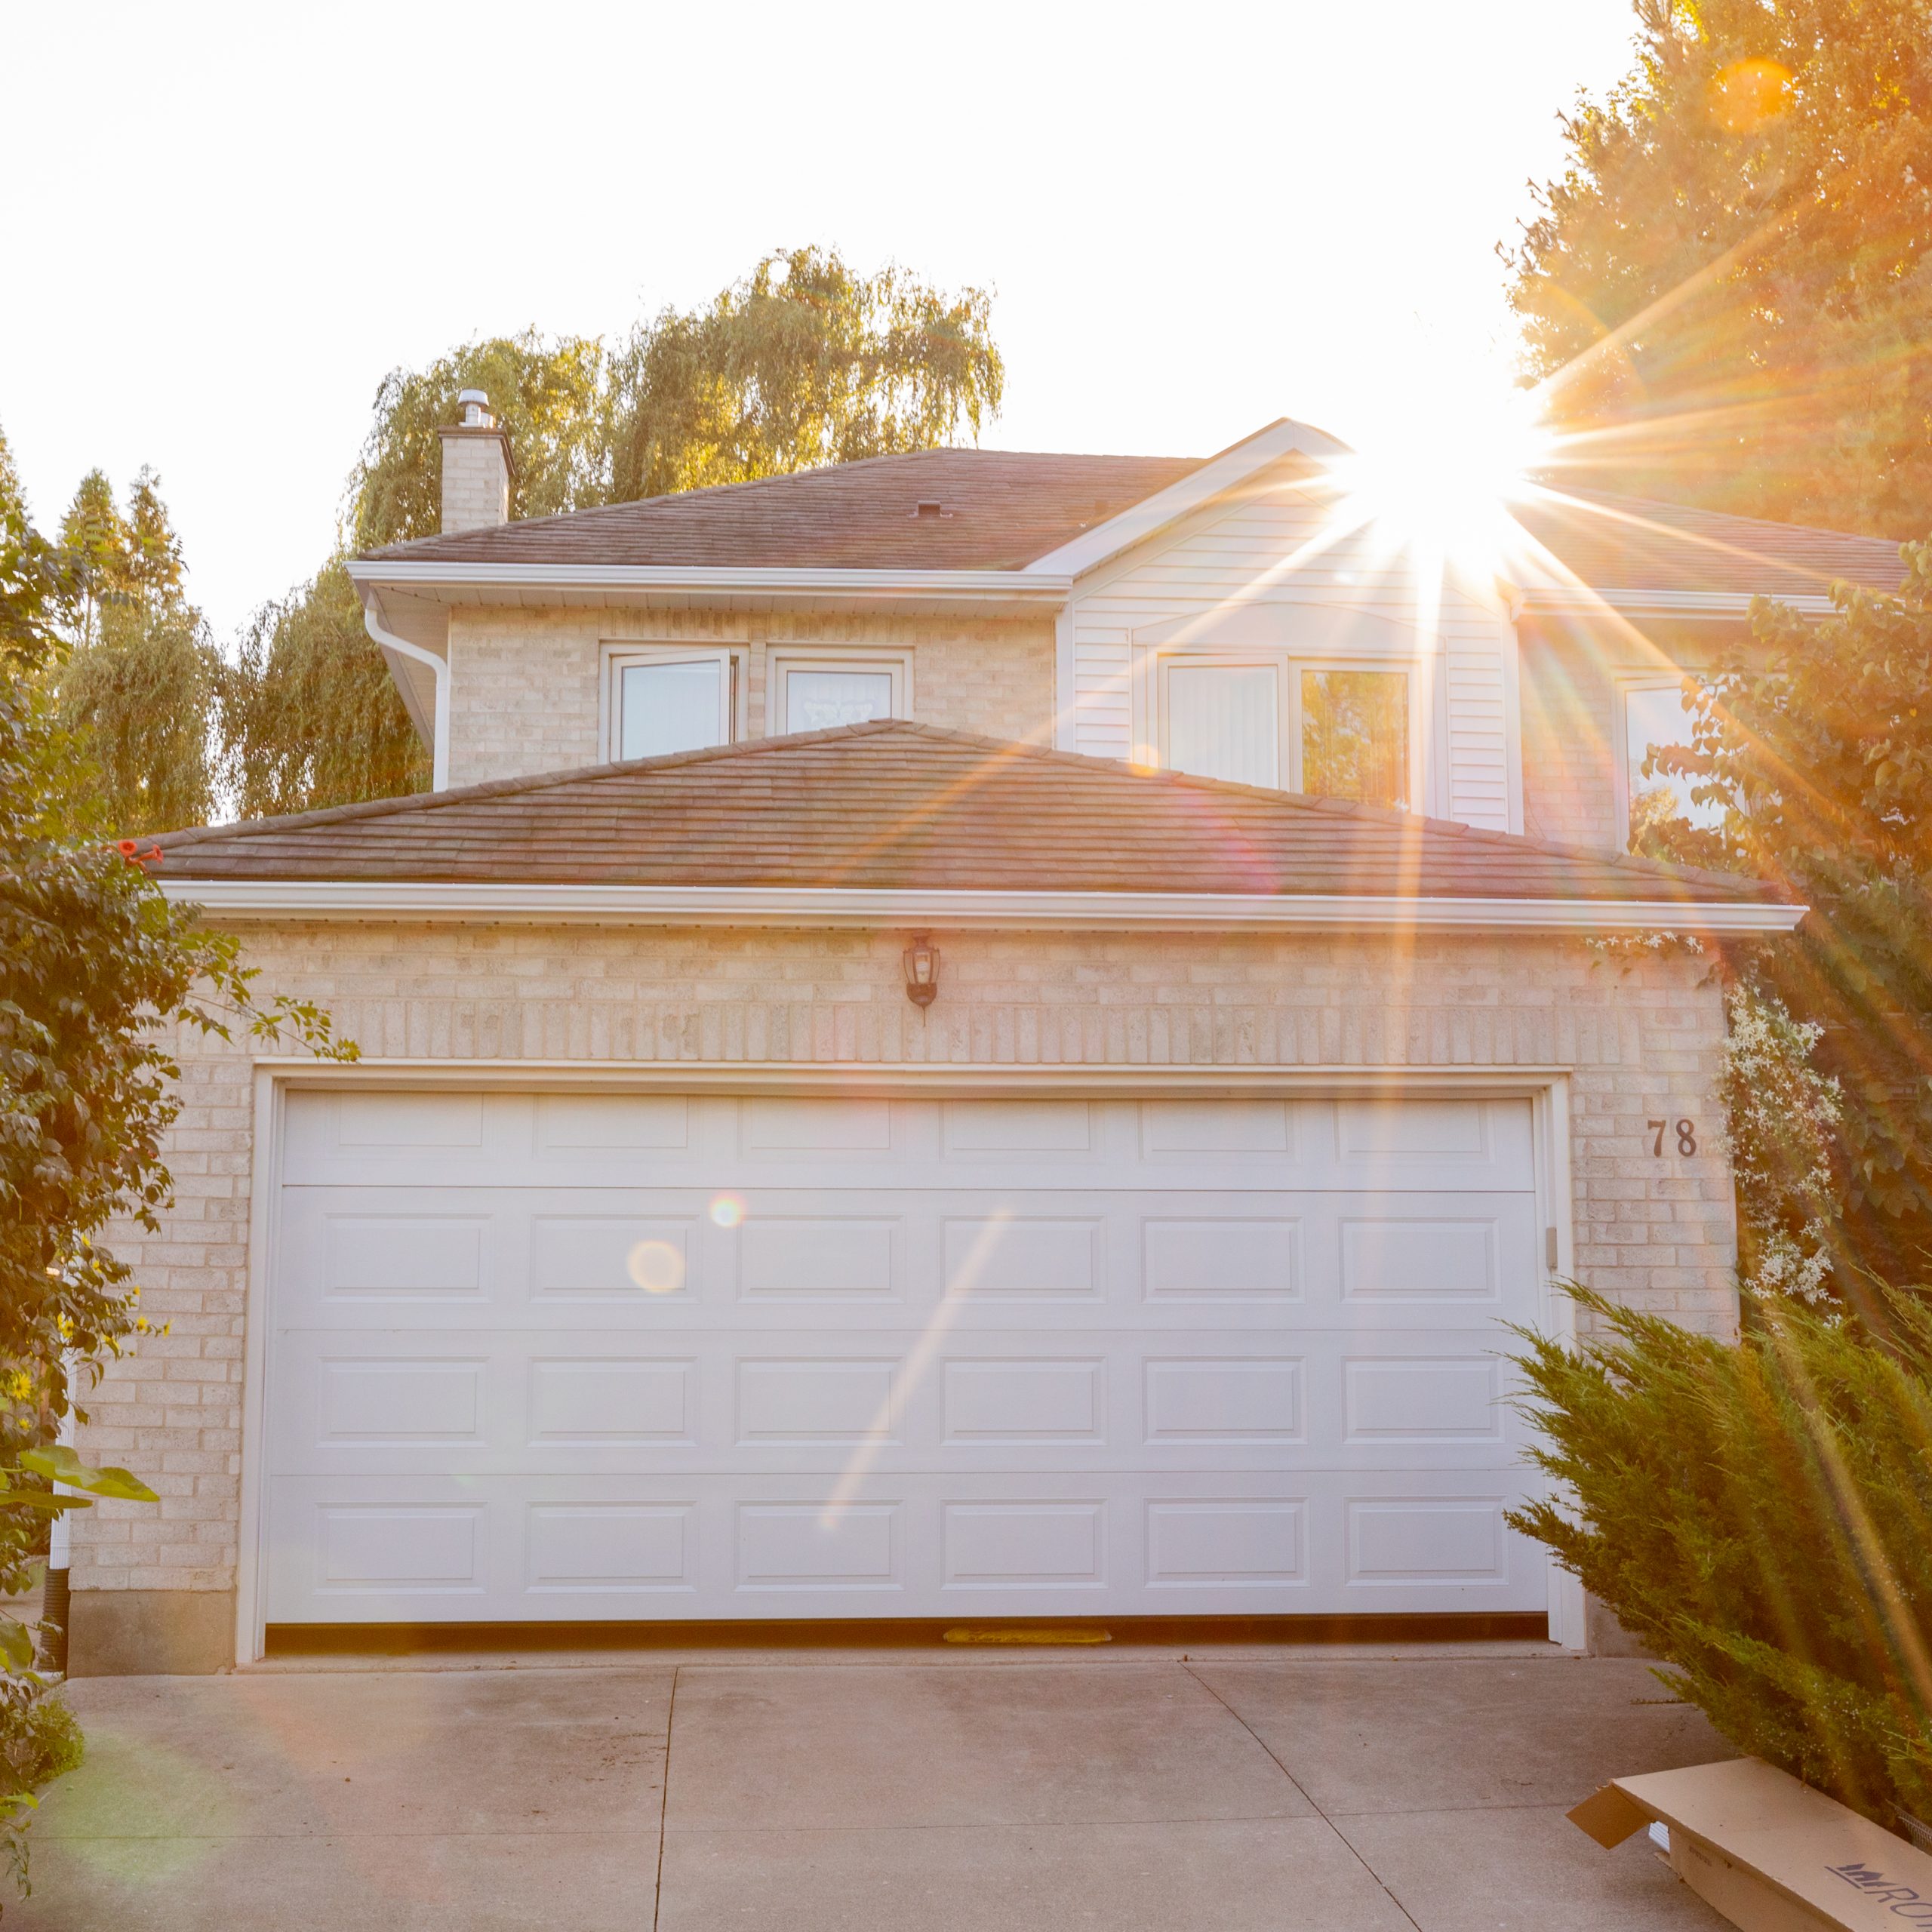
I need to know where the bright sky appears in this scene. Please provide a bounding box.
[4,1,1641,637]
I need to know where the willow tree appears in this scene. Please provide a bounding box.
[49,466,220,835]
[225,245,1004,813]
[602,247,1004,503]
[220,559,429,819]
[1508,0,1932,537]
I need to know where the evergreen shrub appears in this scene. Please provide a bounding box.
[1509,1287,1932,1827]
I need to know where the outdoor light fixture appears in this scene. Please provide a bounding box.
[903,936,941,1011]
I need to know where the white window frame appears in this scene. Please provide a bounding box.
[1614,672,1699,850]
[601,642,748,763]
[1155,653,1287,789]
[766,648,912,735]
[1149,646,1423,808]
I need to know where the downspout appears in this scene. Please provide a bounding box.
[361,592,451,792]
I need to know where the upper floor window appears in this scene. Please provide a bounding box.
[1158,656,1412,807]
[1300,668,1409,809]
[769,651,909,734]
[608,647,743,761]
[1164,660,1280,789]
[1621,677,1721,851]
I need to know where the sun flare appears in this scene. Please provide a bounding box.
[1328,380,1553,576]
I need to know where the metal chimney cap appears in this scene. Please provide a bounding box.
[456,389,492,427]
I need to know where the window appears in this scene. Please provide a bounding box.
[1300,668,1408,808]
[607,648,741,761]
[1621,678,1721,851]
[1154,655,1414,803]
[1164,662,1280,788]
[768,651,909,734]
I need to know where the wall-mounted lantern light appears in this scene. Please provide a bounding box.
[903,936,941,1012]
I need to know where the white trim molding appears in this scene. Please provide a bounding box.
[346,558,1072,611]
[1024,419,1349,581]
[163,877,1805,934]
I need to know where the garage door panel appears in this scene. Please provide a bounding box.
[270,1323,1527,1480]
[261,1469,1546,1622]
[264,1091,1549,1624]
[284,1093,1541,1191]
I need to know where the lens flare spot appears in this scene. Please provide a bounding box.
[1708,58,1792,134]
[626,1238,685,1294]
[709,1194,745,1229]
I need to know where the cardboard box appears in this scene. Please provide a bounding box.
[1571,1758,1932,1932]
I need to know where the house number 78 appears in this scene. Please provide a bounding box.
[1648,1118,1697,1156]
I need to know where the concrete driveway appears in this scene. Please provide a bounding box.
[13,1644,1729,1930]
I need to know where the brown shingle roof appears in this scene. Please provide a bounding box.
[154,720,1782,905]
[1512,486,1903,598]
[362,445,1904,601]
[365,448,1205,571]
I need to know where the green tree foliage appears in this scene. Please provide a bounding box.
[238,246,1000,814]
[349,246,1004,547]
[1509,0,1932,536]
[348,331,607,552]
[1643,540,1932,1282]
[1715,983,1844,1300]
[0,436,64,667]
[48,468,220,835]
[1509,1286,1932,1828]
[20,249,1001,825]
[0,459,354,1872]
[220,558,428,817]
[602,248,1005,505]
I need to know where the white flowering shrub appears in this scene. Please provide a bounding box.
[1717,985,1844,1302]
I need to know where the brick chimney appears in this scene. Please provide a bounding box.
[438,389,514,533]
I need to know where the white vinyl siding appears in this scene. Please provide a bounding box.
[1061,474,1518,831]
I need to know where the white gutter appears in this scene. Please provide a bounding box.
[361,593,451,792]
[346,559,1072,605]
[159,878,1804,935]
[1516,587,1840,619]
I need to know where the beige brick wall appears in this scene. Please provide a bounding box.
[71,921,1737,1600]
[445,606,1057,786]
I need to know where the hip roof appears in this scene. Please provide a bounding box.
[153,718,1786,909]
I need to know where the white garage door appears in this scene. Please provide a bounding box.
[261,1090,1549,1625]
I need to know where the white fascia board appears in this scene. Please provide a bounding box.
[1518,587,1835,619]
[162,878,1804,935]
[1020,419,1350,583]
[344,558,1072,607]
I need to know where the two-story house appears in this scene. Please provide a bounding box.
[74,400,1898,1674]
